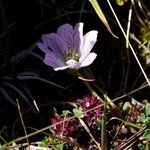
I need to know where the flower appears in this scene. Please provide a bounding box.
[37,23,98,71]
[78,96,104,126]
[51,114,79,136]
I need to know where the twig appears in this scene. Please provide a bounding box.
[113,83,149,102]
[130,33,149,52]
[106,0,150,86]
[79,119,102,150]
[116,126,147,150]
[126,1,133,49]
[16,99,29,145]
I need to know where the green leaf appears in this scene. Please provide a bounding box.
[140,113,146,124]
[54,143,64,150]
[73,107,84,118]
[38,143,47,148]
[145,117,150,127]
[89,0,118,38]
[143,129,150,140]
[53,107,57,114]
[138,143,145,150]
[62,110,71,116]
[145,103,150,117]
[115,0,125,6]
[145,142,150,150]
[122,102,131,112]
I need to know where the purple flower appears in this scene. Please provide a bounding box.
[37,23,98,71]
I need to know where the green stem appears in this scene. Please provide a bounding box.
[77,72,117,109]
[0,136,7,144]
[77,72,123,118]
[110,117,143,129]
[101,99,107,150]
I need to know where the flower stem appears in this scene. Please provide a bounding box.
[77,72,116,107]
[77,72,123,118]
[101,99,107,150]
[110,117,142,129]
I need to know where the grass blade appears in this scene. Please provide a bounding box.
[17,75,69,89]
[2,81,32,107]
[89,0,118,38]
[0,85,16,105]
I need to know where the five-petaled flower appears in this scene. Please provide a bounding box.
[37,23,98,71]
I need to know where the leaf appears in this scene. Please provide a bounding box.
[17,75,67,89]
[12,44,36,63]
[19,83,35,101]
[145,142,150,150]
[145,117,150,127]
[115,0,126,6]
[54,143,64,150]
[0,85,16,105]
[62,110,71,116]
[89,0,118,38]
[145,103,150,117]
[138,143,145,150]
[122,101,131,112]
[143,129,150,140]
[17,71,40,76]
[73,107,84,119]
[140,113,146,124]
[2,81,32,107]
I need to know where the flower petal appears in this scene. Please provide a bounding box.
[80,52,97,67]
[36,42,50,53]
[42,33,67,57]
[44,52,65,68]
[57,24,74,48]
[73,23,84,51]
[80,30,98,62]
[54,66,69,71]
[66,59,80,69]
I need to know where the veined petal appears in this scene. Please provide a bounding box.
[36,42,50,53]
[80,53,97,68]
[57,24,74,48]
[73,23,84,52]
[42,33,67,57]
[57,23,73,35]
[66,59,80,69]
[80,30,98,62]
[44,53,65,68]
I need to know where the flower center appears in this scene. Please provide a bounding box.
[66,50,79,62]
